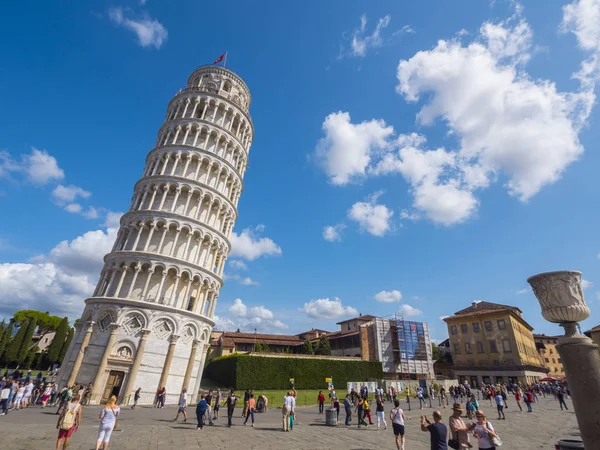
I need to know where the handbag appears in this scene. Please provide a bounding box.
[487,422,502,446]
[448,430,460,450]
[110,406,118,430]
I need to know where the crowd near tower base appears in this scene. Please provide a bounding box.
[57,64,254,405]
[528,270,600,448]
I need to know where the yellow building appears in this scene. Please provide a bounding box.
[534,334,565,378]
[444,301,547,386]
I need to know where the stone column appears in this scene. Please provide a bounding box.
[528,270,600,448]
[66,321,95,387]
[182,339,200,391]
[90,323,120,403]
[121,329,151,405]
[191,343,209,403]
[157,334,180,391]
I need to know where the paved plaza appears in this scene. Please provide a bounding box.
[1,396,580,449]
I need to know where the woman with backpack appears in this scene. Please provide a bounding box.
[95,395,120,450]
[56,394,82,450]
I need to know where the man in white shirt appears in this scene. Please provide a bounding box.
[173,388,188,423]
[23,381,34,407]
[282,392,293,431]
[1,384,11,415]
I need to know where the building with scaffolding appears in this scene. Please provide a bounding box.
[372,317,434,379]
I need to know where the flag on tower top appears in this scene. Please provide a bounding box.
[213,52,226,65]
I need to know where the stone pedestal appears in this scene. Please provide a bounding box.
[528,271,600,447]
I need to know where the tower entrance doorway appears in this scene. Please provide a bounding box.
[102,370,125,403]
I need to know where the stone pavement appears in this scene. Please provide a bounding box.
[1,396,580,449]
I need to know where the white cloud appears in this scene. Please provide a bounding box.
[213,315,236,331]
[398,304,423,317]
[439,315,450,321]
[399,209,420,221]
[23,148,65,185]
[83,207,100,219]
[0,148,64,185]
[562,0,600,54]
[104,211,123,229]
[516,287,530,295]
[396,15,587,204]
[0,222,118,319]
[582,279,593,289]
[64,203,82,214]
[299,297,358,319]
[230,226,282,261]
[109,7,168,49]
[323,224,346,242]
[222,298,286,331]
[374,289,403,303]
[399,25,415,34]
[348,192,393,236]
[350,14,392,57]
[315,111,394,185]
[228,298,247,317]
[52,184,92,203]
[229,260,248,271]
[239,276,259,286]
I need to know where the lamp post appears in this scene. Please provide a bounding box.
[527,270,600,447]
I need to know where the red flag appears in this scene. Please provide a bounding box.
[213,53,225,64]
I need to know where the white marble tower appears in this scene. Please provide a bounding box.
[58,65,253,404]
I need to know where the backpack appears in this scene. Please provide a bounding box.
[363,400,370,410]
[60,403,79,430]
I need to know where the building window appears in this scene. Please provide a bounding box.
[545,357,549,363]
[468,359,474,367]
[552,358,556,363]
[348,324,351,331]
[465,343,472,354]
[461,324,468,334]
[497,319,506,330]
[472,323,480,333]
[558,358,562,364]
[549,348,553,354]
[493,359,500,366]
[554,367,559,372]
[451,325,458,335]
[484,321,493,331]
[489,340,498,353]
[453,344,460,354]
[502,340,511,352]
[476,342,484,353]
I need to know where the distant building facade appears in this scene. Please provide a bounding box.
[534,334,565,378]
[444,301,547,386]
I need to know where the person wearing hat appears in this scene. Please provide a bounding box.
[473,410,499,450]
[449,403,474,448]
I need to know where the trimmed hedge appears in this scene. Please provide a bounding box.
[204,354,383,390]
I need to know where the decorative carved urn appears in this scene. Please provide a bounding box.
[527,271,590,324]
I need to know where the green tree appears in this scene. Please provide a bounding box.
[315,335,332,356]
[431,343,443,362]
[17,318,37,364]
[47,317,69,365]
[0,321,14,364]
[303,339,313,354]
[4,319,29,367]
[23,346,37,369]
[58,327,74,364]
[13,310,62,337]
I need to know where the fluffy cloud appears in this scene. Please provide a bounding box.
[0,223,118,319]
[52,184,91,203]
[582,279,593,289]
[398,304,423,317]
[299,297,358,319]
[224,273,259,286]
[228,260,248,271]
[223,298,286,331]
[348,192,393,236]
[0,148,64,185]
[374,290,403,303]
[230,226,282,261]
[322,224,345,242]
[109,7,168,49]
[316,112,394,185]
[317,7,594,227]
[351,14,391,57]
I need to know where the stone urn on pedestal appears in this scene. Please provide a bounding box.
[527,270,600,447]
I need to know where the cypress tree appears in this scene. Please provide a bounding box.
[4,320,29,367]
[24,346,37,369]
[303,339,313,354]
[18,318,37,364]
[0,321,14,364]
[47,317,69,364]
[58,327,74,364]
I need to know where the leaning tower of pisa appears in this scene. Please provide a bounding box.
[58,65,253,405]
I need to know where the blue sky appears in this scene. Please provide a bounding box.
[1,0,600,342]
